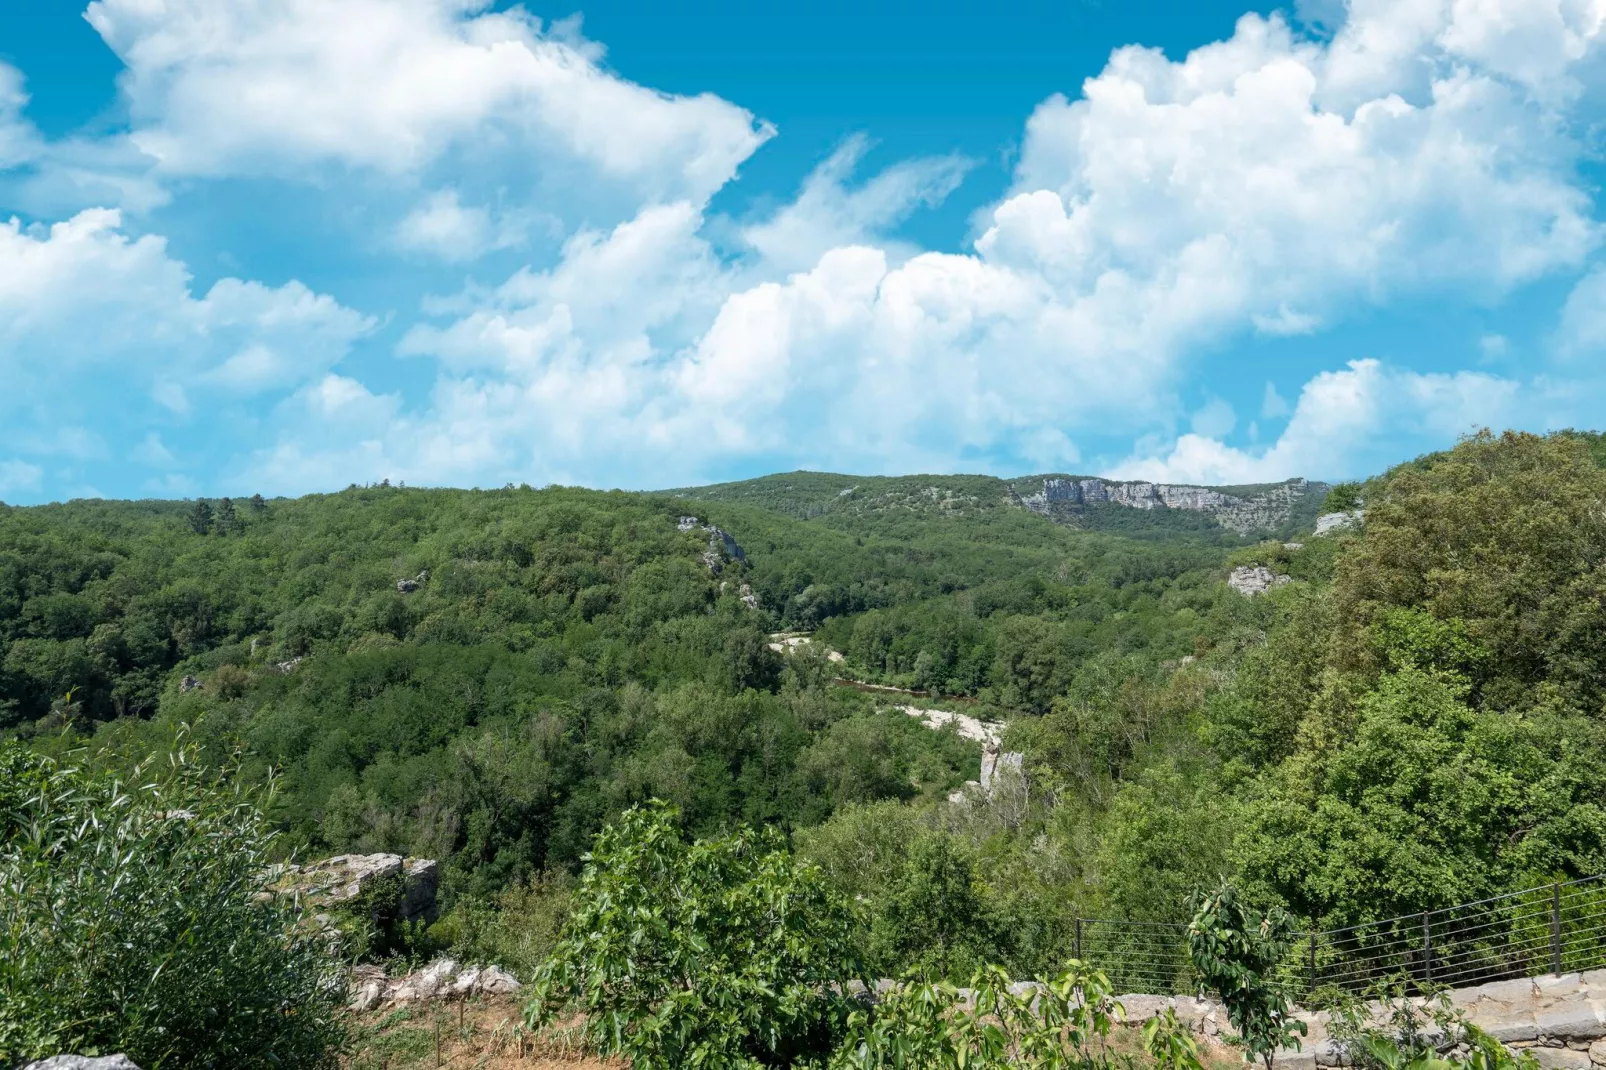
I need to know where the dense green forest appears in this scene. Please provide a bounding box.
[4,429,1606,983]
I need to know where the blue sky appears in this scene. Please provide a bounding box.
[1,0,1603,504]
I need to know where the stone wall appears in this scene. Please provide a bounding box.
[1112,971,1606,1069]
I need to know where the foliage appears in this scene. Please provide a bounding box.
[1187,882,1306,1070]
[525,802,864,1069]
[1325,986,1539,1070]
[1322,483,1364,513]
[831,962,1204,1070]
[429,869,574,980]
[0,737,347,1070]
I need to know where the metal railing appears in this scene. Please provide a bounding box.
[1074,874,1606,999]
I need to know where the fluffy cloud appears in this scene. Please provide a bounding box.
[236,0,1606,491]
[0,65,40,170]
[738,136,973,273]
[1555,265,1606,357]
[0,458,44,497]
[11,0,1606,499]
[0,207,373,495]
[0,209,372,394]
[84,0,772,209]
[1112,359,1526,483]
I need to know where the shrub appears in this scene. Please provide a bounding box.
[525,801,864,1069]
[1327,986,1540,1070]
[833,962,1204,1070]
[1187,882,1306,1070]
[431,869,574,980]
[0,739,348,1070]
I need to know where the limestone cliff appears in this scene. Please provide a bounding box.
[1014,476,1326,536]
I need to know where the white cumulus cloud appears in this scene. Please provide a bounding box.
[85,0,773,210]
[1111,358,1525,483]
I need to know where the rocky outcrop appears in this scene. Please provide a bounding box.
[24,1058,142,1070]
[1228,565,1291,596]
[1018,476,1321,535]
[349,958,522,1011]
[767,634,847,662]
[396,569,430,594]
[679,515,748,575]
[1315,509,1364,535]
[277,853,439,925]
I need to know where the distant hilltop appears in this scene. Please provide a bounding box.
[667,471,1329,538]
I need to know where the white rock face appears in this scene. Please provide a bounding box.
[1228,565,1291,596]
[1020,476,1318,535]
[350,959,524,1009]
[24,1058,142,1070]
[278,853,439,924]
[1315,509,1364,535]
[766,634,844,662]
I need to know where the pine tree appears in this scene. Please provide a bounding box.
[216,497,238,535]
[188,498,213,535]
[249,493,267,513]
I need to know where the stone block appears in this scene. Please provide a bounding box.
[1534,1003,1606,1041]
[1531,1048,1594,1070]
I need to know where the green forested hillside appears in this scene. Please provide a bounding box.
[5,431,1606,984]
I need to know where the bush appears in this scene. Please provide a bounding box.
[1326,986,1540,1070]
[526,801,864,1068]
[0,739,348,1070]
[1187,882,1305,1070]
[431,869,574,980]
[833,963,1204,1070]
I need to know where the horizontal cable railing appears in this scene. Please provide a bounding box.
[1073,874,1606,1000]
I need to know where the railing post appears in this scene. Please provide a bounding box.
[1423,913,1433,987]
[1074,916,1082,961]
[1552,883,1563,976]
[1308,926,1318,999]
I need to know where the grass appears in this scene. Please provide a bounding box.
[346,999,614,1070]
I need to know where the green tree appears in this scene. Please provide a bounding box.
[1187,882,1306,1070]
[527,802,864,1069]
[1321,482,1364,513]
[215,496,238,535]
[869,833,1001,980]
[187,497,213,534]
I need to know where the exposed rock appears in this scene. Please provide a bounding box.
[1315,510,1364,536]
[23,1058,142,1070]
[396,578,419,593]
[1532,1050,1594,1070]
[351,958,523,1009]
[701,526,747,575]
[898,705,1003,747]
[1228,565,1291,596]
[766,634,846,662]
[179,674,202,693]
[24,1058,142,1070]
[738,583,761,611]
[980,749,1024,791]
[1018,476,1320,536]
[272,656,304,674]
[278,853,439,925]
[677,515,700,532]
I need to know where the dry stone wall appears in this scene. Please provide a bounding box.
[1111,971,1606,1069]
